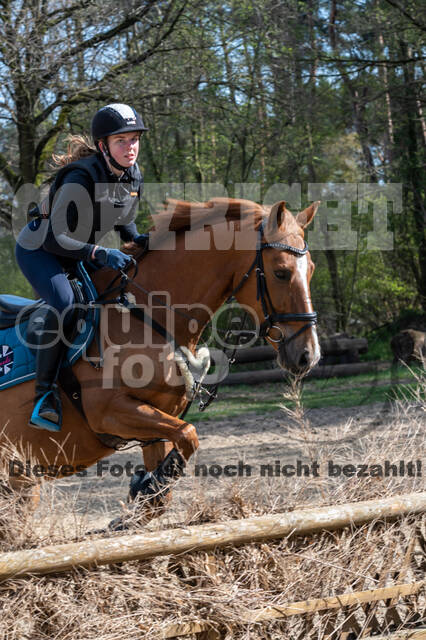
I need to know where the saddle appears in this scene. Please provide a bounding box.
[0,263,100,391]
[0,295,43,330]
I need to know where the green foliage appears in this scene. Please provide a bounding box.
[0,234,34,298]
[362,331,393,362]
[0,0,424,329]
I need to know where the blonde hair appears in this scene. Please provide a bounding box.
[51,134,97,167]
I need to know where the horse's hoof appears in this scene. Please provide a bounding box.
[108,516,131,532]
[85,527,107,536]
[128,449,185,502]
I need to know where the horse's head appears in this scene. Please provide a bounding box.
[235,200,321,375]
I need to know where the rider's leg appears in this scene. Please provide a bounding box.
[30,306,66,428]
[15,245,74,430]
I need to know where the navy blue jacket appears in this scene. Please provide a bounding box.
[19,153,142,266]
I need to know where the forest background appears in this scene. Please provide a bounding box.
[0,0,424,343]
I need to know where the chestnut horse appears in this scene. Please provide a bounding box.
[1,198,320,518]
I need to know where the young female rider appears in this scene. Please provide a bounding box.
[15,103,149,431]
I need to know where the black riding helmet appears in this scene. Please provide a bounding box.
[91,103,148,172]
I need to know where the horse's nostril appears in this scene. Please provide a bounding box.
[298,349,310,369]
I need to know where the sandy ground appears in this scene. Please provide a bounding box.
[42,398,424,533]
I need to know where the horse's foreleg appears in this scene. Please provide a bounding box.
[98,395,197,519]
[99,394,199,460]
[128,443,185,519]
[142,440,174,471]
[137,440,175,512]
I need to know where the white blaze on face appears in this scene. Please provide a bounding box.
[296,255,321,361]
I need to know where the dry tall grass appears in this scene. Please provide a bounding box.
[0,374,424,639]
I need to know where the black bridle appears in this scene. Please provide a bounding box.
[227,220,318,346]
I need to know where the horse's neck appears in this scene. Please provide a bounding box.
[132,239,241,348]
[92,234,252,350]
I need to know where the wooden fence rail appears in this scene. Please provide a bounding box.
[232,339,368,366]
[0,491,424,582]
[222,337,373,385]
[162,581,425,639]
[224,361,387,385]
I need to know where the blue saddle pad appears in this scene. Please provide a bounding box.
[0,263,100,391]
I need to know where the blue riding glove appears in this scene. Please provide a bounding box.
[94,247,132,270]
[133,233,149,249]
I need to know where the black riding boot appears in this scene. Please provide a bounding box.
[29,308,66,431]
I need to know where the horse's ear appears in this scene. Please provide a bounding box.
[297,201,320,229]
[265,201,287,237]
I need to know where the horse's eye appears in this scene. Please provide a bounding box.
[274,269,291,281]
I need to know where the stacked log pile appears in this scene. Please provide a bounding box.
[222,334,370,385]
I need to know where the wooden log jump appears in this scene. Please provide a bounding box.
[219,334,371,384]
[224,361,387,385]
[0,492,424,581]
[320,336,368,355]
[232,338,368,365]
[232,345,277,364]
[162,581,426,638]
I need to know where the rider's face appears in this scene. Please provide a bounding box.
[107,132,140,168]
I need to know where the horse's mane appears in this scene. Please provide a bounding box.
[124,198,268,255]
[154,197,266,232]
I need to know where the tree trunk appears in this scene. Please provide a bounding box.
[329,0,377,183]
[378,31,395,168]
[399,40,426,310]
[16,90,37,185]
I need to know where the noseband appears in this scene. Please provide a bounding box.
[228,220,318,346]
